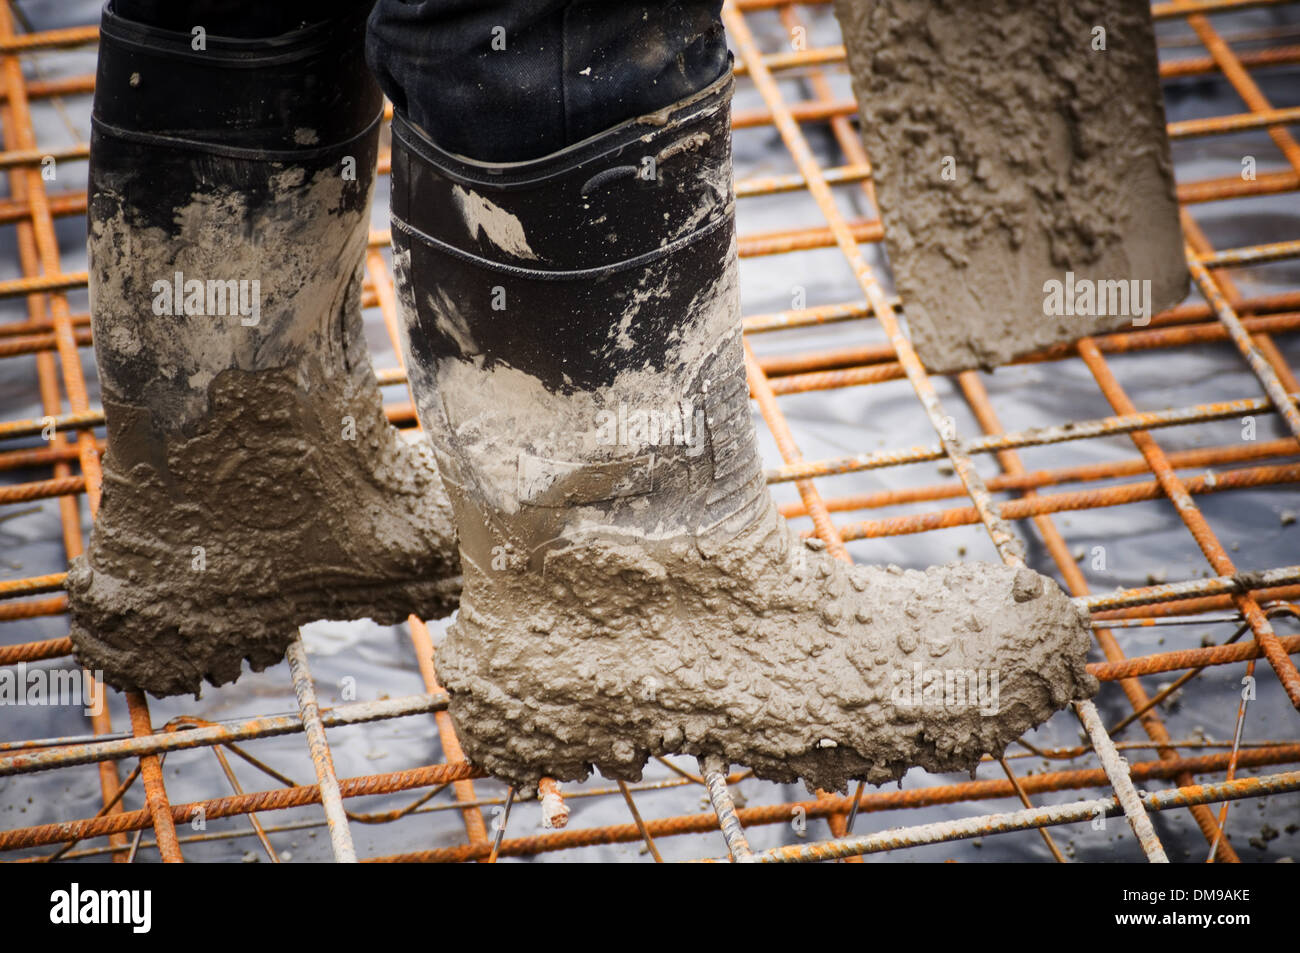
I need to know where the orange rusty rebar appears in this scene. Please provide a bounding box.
[366,248,492,858]
[760,313,1300,395]
[125,693,183,862]
[0,636,73,665]
[1171,2,1300,443]
[0,761,483,853]
[0,440,101,470]
[832,462,1300,540]
[0,23,97,53]
[1079,338,1300,709]
[368,749,1300,863]
[956,372,1241,859]
[725,0,1185,861]
[0,3,189,863]
[781,438,1300,520]
[0,48,126,865]
[5,739,1293,858]
[1088,635,1300,684]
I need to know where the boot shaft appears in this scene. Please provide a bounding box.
[383,67,1099,795]
[88,4,383,443]
[93,4,378,157]
[391,74,769,570]
[70,5,464,697]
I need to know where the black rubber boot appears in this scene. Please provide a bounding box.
[390,74,1097,793]
[67,4,460,697]
[366,0,730,163]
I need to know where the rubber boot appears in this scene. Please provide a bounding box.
[389,73,1098,794]
[66,5,460,697]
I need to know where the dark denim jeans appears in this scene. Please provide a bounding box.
[112,0,727,161]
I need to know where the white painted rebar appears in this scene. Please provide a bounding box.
[286,634,358,864]
[1075,698,1169,863]
[701,758,755,863]
[691,769,1300,863]
[0,690,451,776]
[1187,246,1300,438]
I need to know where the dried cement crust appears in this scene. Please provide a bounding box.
[68,162,460,697]
[833,0,1189,373]
[67,362,461,697]
[441,505,1097,794]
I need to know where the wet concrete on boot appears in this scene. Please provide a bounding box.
[443,502,1096,793]
[394,81,1097,794]
[66,362,460,696]
[424,334,1096,793]
[833,0,1189,373]
[67,164,459,696]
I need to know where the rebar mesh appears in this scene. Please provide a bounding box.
[1,0,1298,863]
